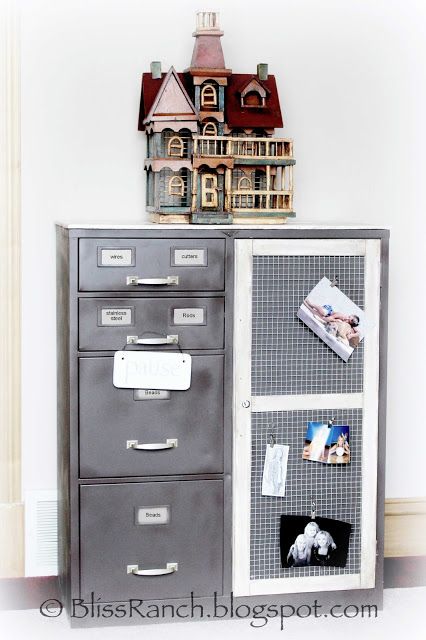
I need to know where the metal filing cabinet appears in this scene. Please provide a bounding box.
[57,225,389,627]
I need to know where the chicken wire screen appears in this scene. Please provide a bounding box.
[251,255,365,396]
[250,409,362,580]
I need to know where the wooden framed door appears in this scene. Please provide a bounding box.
[233,238,382,597]
[201,173,218,208]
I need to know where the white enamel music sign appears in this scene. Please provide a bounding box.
[113,351,192,390]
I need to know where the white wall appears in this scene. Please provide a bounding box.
[21,0,426,498]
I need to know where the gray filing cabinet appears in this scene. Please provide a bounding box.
[57,225,389,627]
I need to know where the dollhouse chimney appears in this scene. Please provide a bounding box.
[195,11,220,32]
[150,61,162,79]
[189,11,228,71]
[257,63,268,81]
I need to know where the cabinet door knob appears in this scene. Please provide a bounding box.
[126,438,178,450]
[127,563,178,576]
[242,400,251,408]
[126,276,179,286]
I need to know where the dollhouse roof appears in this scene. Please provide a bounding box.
[138,72,283,131]
[138,72,195,130]
[225,74,283,128]
[139,67,197,128]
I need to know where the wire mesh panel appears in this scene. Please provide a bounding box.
[250,409,362,580]
[252,255,365,396]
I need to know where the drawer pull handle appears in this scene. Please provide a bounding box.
[127,563,178,577]
[127,335,178,345]
[126,276,179,286]
[126,438,178,450]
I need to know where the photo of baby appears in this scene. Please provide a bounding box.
[297,277,366,362]
[280,515,352,569]
[302,422,350,464]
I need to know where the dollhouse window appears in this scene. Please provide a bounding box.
[201,84,218,108]
[202,122,218,136]
[240,79,267,108]
[243,91,263,107]
[167,136,184,157]
[168,175,185,196]
[237,176,253,190]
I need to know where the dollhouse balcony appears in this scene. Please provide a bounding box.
[231,190,294,214]
[193,135,294,165]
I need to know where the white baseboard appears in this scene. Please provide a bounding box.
[385,498,426,557]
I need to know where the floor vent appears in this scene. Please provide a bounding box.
[25,490,58,577]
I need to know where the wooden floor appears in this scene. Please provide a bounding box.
[0,586,425,637]
[1,557,425,611]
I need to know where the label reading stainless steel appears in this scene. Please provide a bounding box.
[136,506,170,525]
[101,308,133,326]
[172,248,206,266]
[133,389,171,401]
[173,308,205,325]
[100,248,133,266]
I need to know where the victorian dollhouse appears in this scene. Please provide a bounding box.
[138,11,295,224]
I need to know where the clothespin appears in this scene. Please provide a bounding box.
[330,276,339,287]
[311,497,316,520]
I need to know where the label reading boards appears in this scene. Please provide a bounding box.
[113,351,192,391]
[136,506,170,526]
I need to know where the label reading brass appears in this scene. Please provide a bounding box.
[133,389,171,401]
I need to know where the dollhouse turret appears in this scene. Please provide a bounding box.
[138,11,295,224]
[189,11,229,73]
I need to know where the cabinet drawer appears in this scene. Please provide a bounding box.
[78,297,224,351]
[79,355,224,477]
[80,480,223,601]
[79,238,225,292]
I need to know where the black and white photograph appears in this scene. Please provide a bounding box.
[302,422,351,464]
[297,277,366,362]
[280,515,352,568]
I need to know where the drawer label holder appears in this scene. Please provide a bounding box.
[99,307,134,326]
[135,505,170,525]
[171,248,207,267]
[98,248,135,267]
[173,307,205,325]
[133,389,171,401]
